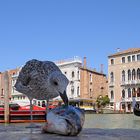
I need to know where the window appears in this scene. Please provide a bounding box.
[122,104,125,110]
[132,69,136,80]
[110,72,114,82]
[132,55,135,61]
[72,71,75,78]
[132,88,136,97]
[122,57,125,63]
[122,70,125,81]
[1,89,4,96]
[137,88,140,97]
[12,87,15,93]
[77,86,80,97]
[89,89,92,98]
[137,54,140,61]
[111,59,114,65]
[128,104,131,111]
[137,68,140,80]
[90,74,92,82]
[111,91,114,99]
[122,90,125,98]
[64,71,67,75]
[71,86,74,95]
[127,56,131,62]
[128,88,131,98]
[77,71,80,80]
[128,70,131,81]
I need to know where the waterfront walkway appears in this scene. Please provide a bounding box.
[0,124,140,140]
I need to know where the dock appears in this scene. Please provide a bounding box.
[0,125,139,140]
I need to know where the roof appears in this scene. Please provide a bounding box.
[80,67,106,76]
[108,48,140,58]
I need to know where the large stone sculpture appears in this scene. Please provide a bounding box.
[15,59,69,122]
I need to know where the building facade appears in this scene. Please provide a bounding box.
[0,56,107,107]
[80,57,108,101]
[108,48,140,112]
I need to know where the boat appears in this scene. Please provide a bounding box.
[102,106,115,114]
[0,103,57,123]
[133,103,140,117]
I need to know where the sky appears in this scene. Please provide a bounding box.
[0,0,140,74]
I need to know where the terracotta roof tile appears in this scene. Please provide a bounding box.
[108,48,140,57]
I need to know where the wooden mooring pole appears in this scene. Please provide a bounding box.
[4,71,10,123]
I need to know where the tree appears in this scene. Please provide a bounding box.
[96,95,110,108]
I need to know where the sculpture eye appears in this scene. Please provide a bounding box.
[53,81,58,86]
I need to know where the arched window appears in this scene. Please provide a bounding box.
[132,69,136,80]
[137,68,140,80]
[110,72,114,82]
[128,88,131,98]
[71,86,74,95]
[137,88,140,97]
[111,91,114,99]
[128,70,131,81]
[77,86,80,97]
[122,57,125,63]
[89,89,92,98]
[122,70,125,81]
[127,56,131,62]
[132,88,136,97]
[1,89,4,96]
[72,71,75,78]
[111,59,114,65]
[77,71,80,80]
[90,74,92,82]
[122,90,125,98]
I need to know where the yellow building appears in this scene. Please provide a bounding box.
[108,48,140,112]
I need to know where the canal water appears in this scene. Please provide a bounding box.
[0,114,140,140]
[84,114,140,129]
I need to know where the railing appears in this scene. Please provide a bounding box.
[121,80,140,86]
[109,82,114,87]
[11,74,19,78]
[121,97,140,102]
[110,99,114,102]
[55,56,82,65]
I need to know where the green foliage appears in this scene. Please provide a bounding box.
[96,95,110,108]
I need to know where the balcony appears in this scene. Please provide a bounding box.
[110,99,114,102]
[11,74,18,79]
[121,97,140,102]
[109,82,114,87]
[121,80,140,86]
[136,97,140,101]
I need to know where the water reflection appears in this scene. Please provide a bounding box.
[84,114,140,129]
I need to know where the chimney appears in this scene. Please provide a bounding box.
[83,57,87,68]
[100,64,103,74]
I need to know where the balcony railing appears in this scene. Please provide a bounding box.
[110,99,114,102]
[121,80,140,86]
[109,82,114,87]
[121,97,140,102]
